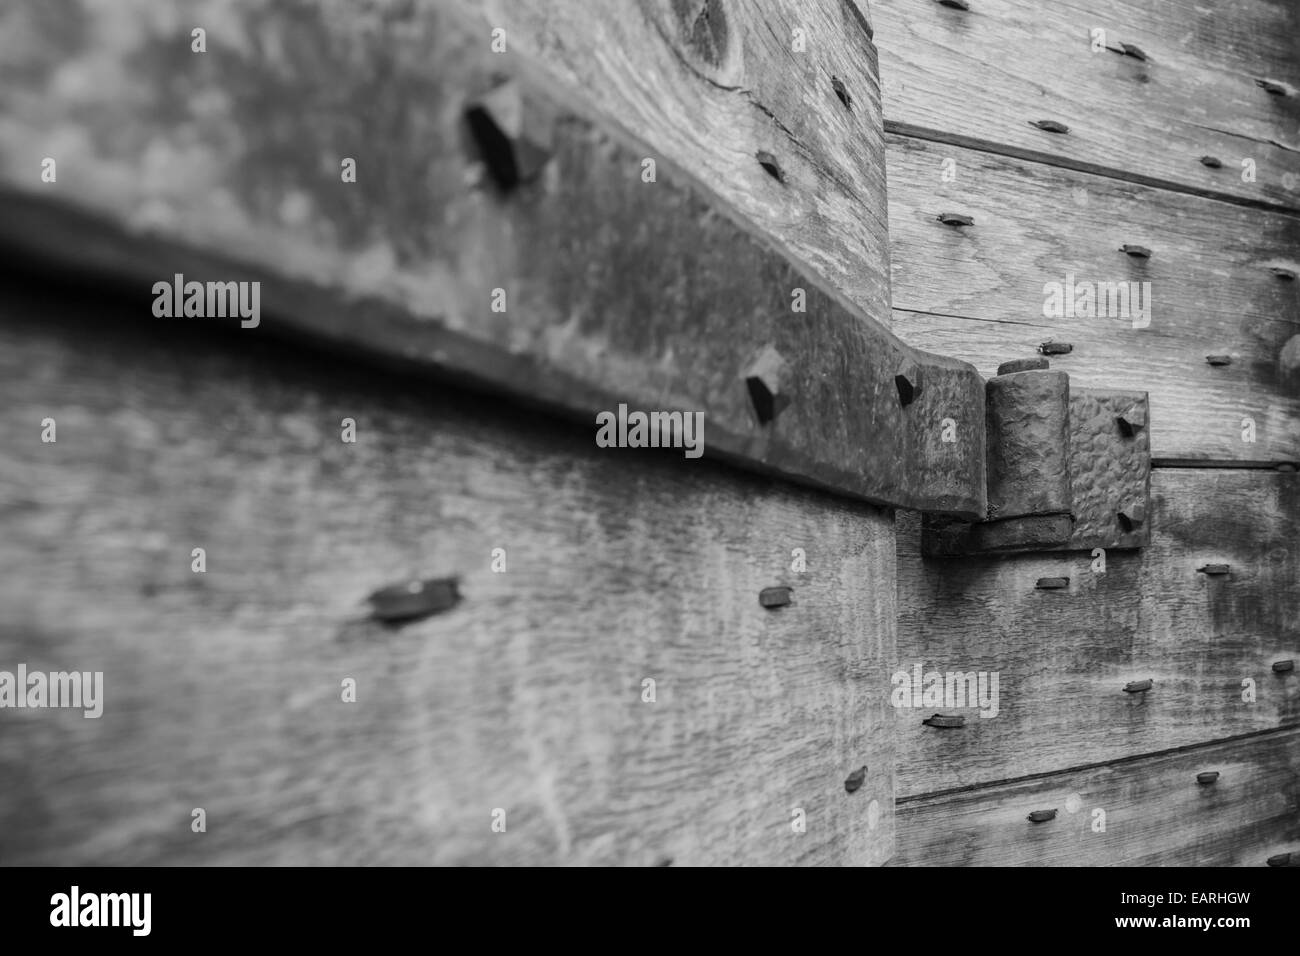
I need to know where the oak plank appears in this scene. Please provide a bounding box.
[894,468,1300,797]
[873,0,1300,208]
[891,728,1300,867]
[885,134,1300,463]
[0,281,896,865]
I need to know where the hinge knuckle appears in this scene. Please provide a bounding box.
[923,361,1151,556]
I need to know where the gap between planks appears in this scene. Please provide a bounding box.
[1153,459,1300,470]
[886,121,1300,218]
[897,724,1299,805]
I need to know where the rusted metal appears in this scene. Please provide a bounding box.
[831,77,853,111]
[744,345,791,424]
[895,360,924,407]
[465,80,556,190]
[1117,402,1145,434]
[754,150,784,182]
[1118,502,1146,529]
[368,578,462,623]
[0,1,989,521]
[3,0,1164,536]
[843,766,868,793]
[759,586,793,608]
[923,387,1151,555]
[1038,341,1073,355]
[923,513,1075,554]
[1030,119,1070,134]
[2,0,1169,535]
[985,369,1073,523]
[1066,390,1152,550]
[922,714,965,729]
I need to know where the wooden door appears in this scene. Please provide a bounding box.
[0,0,1295,867]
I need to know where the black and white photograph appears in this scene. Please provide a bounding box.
[0,0,1295,928]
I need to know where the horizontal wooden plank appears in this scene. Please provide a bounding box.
[0,281,896,865]
[873,0,1300,209]
[0,0,988,516]
[885,134,1300,463]
[895,468,1300,797]
[891,728,1300,866]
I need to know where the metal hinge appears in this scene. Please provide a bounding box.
[0,23,1149,544]
[921,358,1151,555]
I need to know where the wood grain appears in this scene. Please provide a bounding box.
[471,0,891,319]
[895,468,1300,797]
[0,0,989,516]
[0,280,897,865]
[873,0,1300,209]
[0,0,889,323]
[885,134,1300,463]
[890,728,1300,867]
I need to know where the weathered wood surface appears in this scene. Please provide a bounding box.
[873,0,1300,209]
[886,134,1300,464]
[0,0,987,516]
[890,728,1300,867]
[0,281,897,865]
[895,468,1300,797]
[470,0,891,319]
